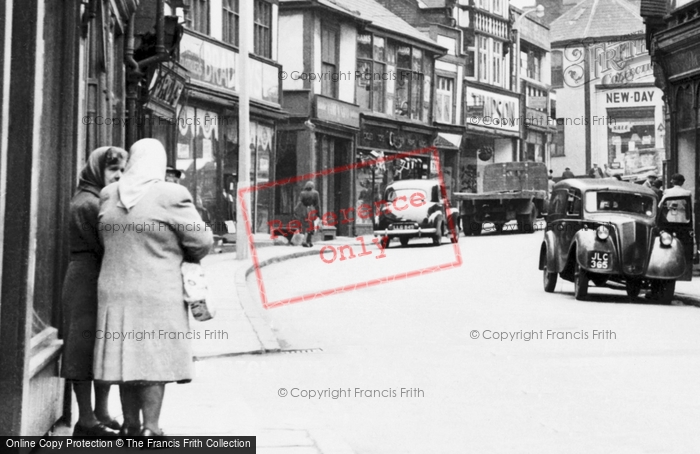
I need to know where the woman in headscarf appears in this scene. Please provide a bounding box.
[61,146,127,437]
[295,181,321,247]
[94,138,213,437]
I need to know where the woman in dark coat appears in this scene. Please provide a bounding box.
[61,146,127,437]
[95,138,213,436]
[296,181,321,247]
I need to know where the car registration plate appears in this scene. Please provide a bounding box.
[588,251,610,269]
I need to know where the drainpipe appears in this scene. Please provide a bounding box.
[124,0,170,148]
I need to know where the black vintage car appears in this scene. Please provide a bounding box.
[374,179,460,248]
[539,178,694,303]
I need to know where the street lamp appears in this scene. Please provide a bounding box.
[512,4,545,162]
[513,4,545,91]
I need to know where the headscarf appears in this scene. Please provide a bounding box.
[78,146,128,194]
[117,138,167,211]
[304,181,315,191]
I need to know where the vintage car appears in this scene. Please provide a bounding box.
[539,178,694,303]
[374,179,460,248]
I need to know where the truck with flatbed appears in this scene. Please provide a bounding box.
[455,162,548,235]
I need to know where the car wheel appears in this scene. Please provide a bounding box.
[625,279,642,299]
[380,235,390,250]
[462,216,477,236]
[432,220,443,246]
[652,279,676,305]
[543,263,557,293]
[494,222,504,234]
[574,262,589,300]
[399,237,409,247]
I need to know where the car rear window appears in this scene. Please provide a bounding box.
[584,191,655,217]
[386,188,427,203]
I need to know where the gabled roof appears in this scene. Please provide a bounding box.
[550,0,644,45]
[281,0,444,50]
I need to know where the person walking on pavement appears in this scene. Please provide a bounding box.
[562,168,575,179]
[61,146,127,437]
[295,181,320,247]
[643,173,658,190]
[94,138,213,437]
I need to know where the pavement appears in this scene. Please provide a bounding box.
[50,230,700,452]
[52,233,361,453]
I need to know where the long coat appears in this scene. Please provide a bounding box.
[93,182,213,383]
[61,187,103,381]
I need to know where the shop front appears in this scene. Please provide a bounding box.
[356,117,436,235]
[176,29,284,236]
[650,19,700,235]
[593,86,665,178]
[278,92,360,237]
[462,86,520,192]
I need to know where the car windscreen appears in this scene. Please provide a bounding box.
[385,188,427,204]
[584,190,655,217]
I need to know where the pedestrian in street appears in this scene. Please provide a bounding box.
[643,173,657,189]
[295,181,320,247]
[94,138,213,437]
[547,175,555,196]
[651,179,663,199]
[562,167,575,179]
[61,146,127,437]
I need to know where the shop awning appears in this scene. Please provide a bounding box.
[435,133,462,149]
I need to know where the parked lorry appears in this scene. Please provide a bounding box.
[455,162,548,235]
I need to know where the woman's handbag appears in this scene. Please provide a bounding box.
[181,261,215,321]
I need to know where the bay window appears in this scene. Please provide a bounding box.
[356,34,386,112]
[436,77,454,124]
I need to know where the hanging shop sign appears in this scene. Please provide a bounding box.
[145,62,187,119]
[180,31,237,92]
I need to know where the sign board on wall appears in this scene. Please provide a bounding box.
[465,87,520,133]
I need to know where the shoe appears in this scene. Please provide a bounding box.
[119,424,142,437]
[73,422,119,437]
[99,418,122,431]
[302,243,310,247]
[139,428,170,449]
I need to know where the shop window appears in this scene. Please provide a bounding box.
[321,23,339,98]
[607,107,656,157]
[222,0,239,46]
[184,0,209,35]
[254,0,272,58]
[436,76,454,124]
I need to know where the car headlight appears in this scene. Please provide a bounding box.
[660,231,673,246]
[388,224,394,230]
[596,225,609,241]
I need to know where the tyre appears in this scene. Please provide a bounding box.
[380,235,390,249]
[399,237,409,247]
[574,262,589,300]
[651,280,676,305]
[494,223,504,234]
[462,216,479,236]
[518,207,537,234]
[543,263,557,293]
[432,220,443,246]
[625,279,641,299]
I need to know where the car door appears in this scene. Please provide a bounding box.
[546,189,570,271]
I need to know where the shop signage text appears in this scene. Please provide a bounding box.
[465,88,520,132]
[563,39,654,87]
[359,125,432,152]
[180,32,237,92]
[315,96,360,128]
[605,90,655,104]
